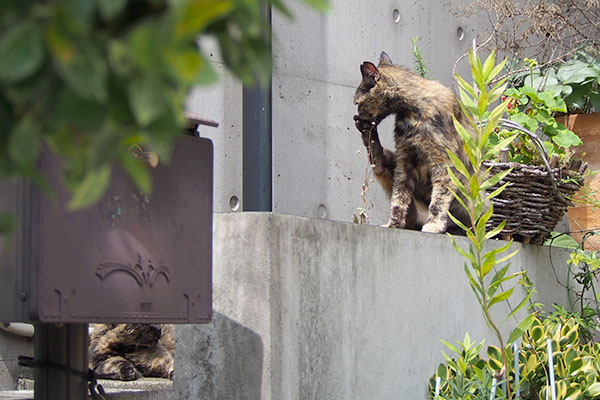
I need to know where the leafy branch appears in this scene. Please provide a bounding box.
[0,0,327,219]
[447,50,537,398]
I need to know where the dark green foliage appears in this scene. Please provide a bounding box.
[0,0,327,214]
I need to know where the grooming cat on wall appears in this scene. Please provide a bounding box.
[353,51,471,233]
[89,323,174,381]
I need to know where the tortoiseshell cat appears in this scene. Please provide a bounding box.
[89,323,174,381]
[353,52,471,233]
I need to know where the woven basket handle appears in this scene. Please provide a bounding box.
[495,118,569,205]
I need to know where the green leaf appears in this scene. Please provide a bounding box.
[55,42,108,103]
[504,283,532,321]
[455,73,476,98]
[488,288,513,308]
[447,168,470,201]
[485,216,506,239]
[508,313,537,345]
[299,0,330,13]
[469,174,480,199]
[8,116,42,166]
[495,248,518,265]
[447,186,469,215]
[558,61,598,84]
[168,49,217,85]
[545,233,579,249]
[481,168,512,191]
[488,57,507,83]
[271,0,294,19]
[440,339,460,355]
[447,210,469,232]
[68,165,111,210]
[484,134,518,160]
[551,129,582,148]
[488,357,503,371]
[464,263,484,295]
[447,149,470,179]
[586,382,600,397]
[121,152,152,194]
[480,249,496,276]
[175,0,234,39]
[510,112,539,134]
[97,0,128,20]
[568,357,585,375]
[488,264,510,296]
[487,345,503,362]
[488,80,507,104]
[52,88,106,132]
[127,20,165,73]
[0,21,44,83]
[449,234,476,264]
[482,52,495,83]
[589,92,600,112]
[128,77,167,126]
[484,182,510,203]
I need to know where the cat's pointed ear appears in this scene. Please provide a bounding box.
[360,62,379,85]
[379,51,393,66]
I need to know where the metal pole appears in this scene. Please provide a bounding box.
[242,2,272,212]
[34,323,89,399]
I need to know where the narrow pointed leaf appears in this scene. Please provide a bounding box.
[482,52,495,82]
[508,313,537,345]
[488,264,510,296]
[481,168,512,191]
[504,287,533,322]
[489,288,514,308]
[481,250,496,276]
[455,73,476,98]
[496,249,519,265]
[488,58,507,82]
[485,182,511,203]
[448,210,470,232]
[447,149,470,179]
[485,218,507,239]
[448,168,470,200]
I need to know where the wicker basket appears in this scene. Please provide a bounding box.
[483,158,586,245]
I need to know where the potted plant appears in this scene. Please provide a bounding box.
[517,52,600,248]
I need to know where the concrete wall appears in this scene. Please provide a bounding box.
[103,213,571,400]
[186,0,490,225]
[0,330,32,390]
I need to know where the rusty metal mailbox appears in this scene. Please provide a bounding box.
[0,136,212,324]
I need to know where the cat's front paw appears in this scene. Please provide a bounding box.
[119,361,142,381]
[95,357,142,381]
[386,219,405,229]
[422,221,446,233]
[353,115,375,133]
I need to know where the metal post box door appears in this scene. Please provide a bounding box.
[24,136,212,323]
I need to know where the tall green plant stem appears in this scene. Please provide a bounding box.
[448,50,537,398]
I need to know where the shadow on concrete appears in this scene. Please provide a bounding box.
[176,312,264,399]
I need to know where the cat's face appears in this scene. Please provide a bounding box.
[353,52,394,123]
[108,323,163,353]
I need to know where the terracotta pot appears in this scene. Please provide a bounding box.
[560,114,600,250]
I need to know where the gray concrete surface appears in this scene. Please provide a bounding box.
[0,331,33,390]
[0,213,575,399]
[186,0,491,226]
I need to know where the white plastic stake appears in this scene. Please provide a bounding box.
[490,377,498,400]
[547,339,556,400]
[514,341,520,399]
[434,376,441,397]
